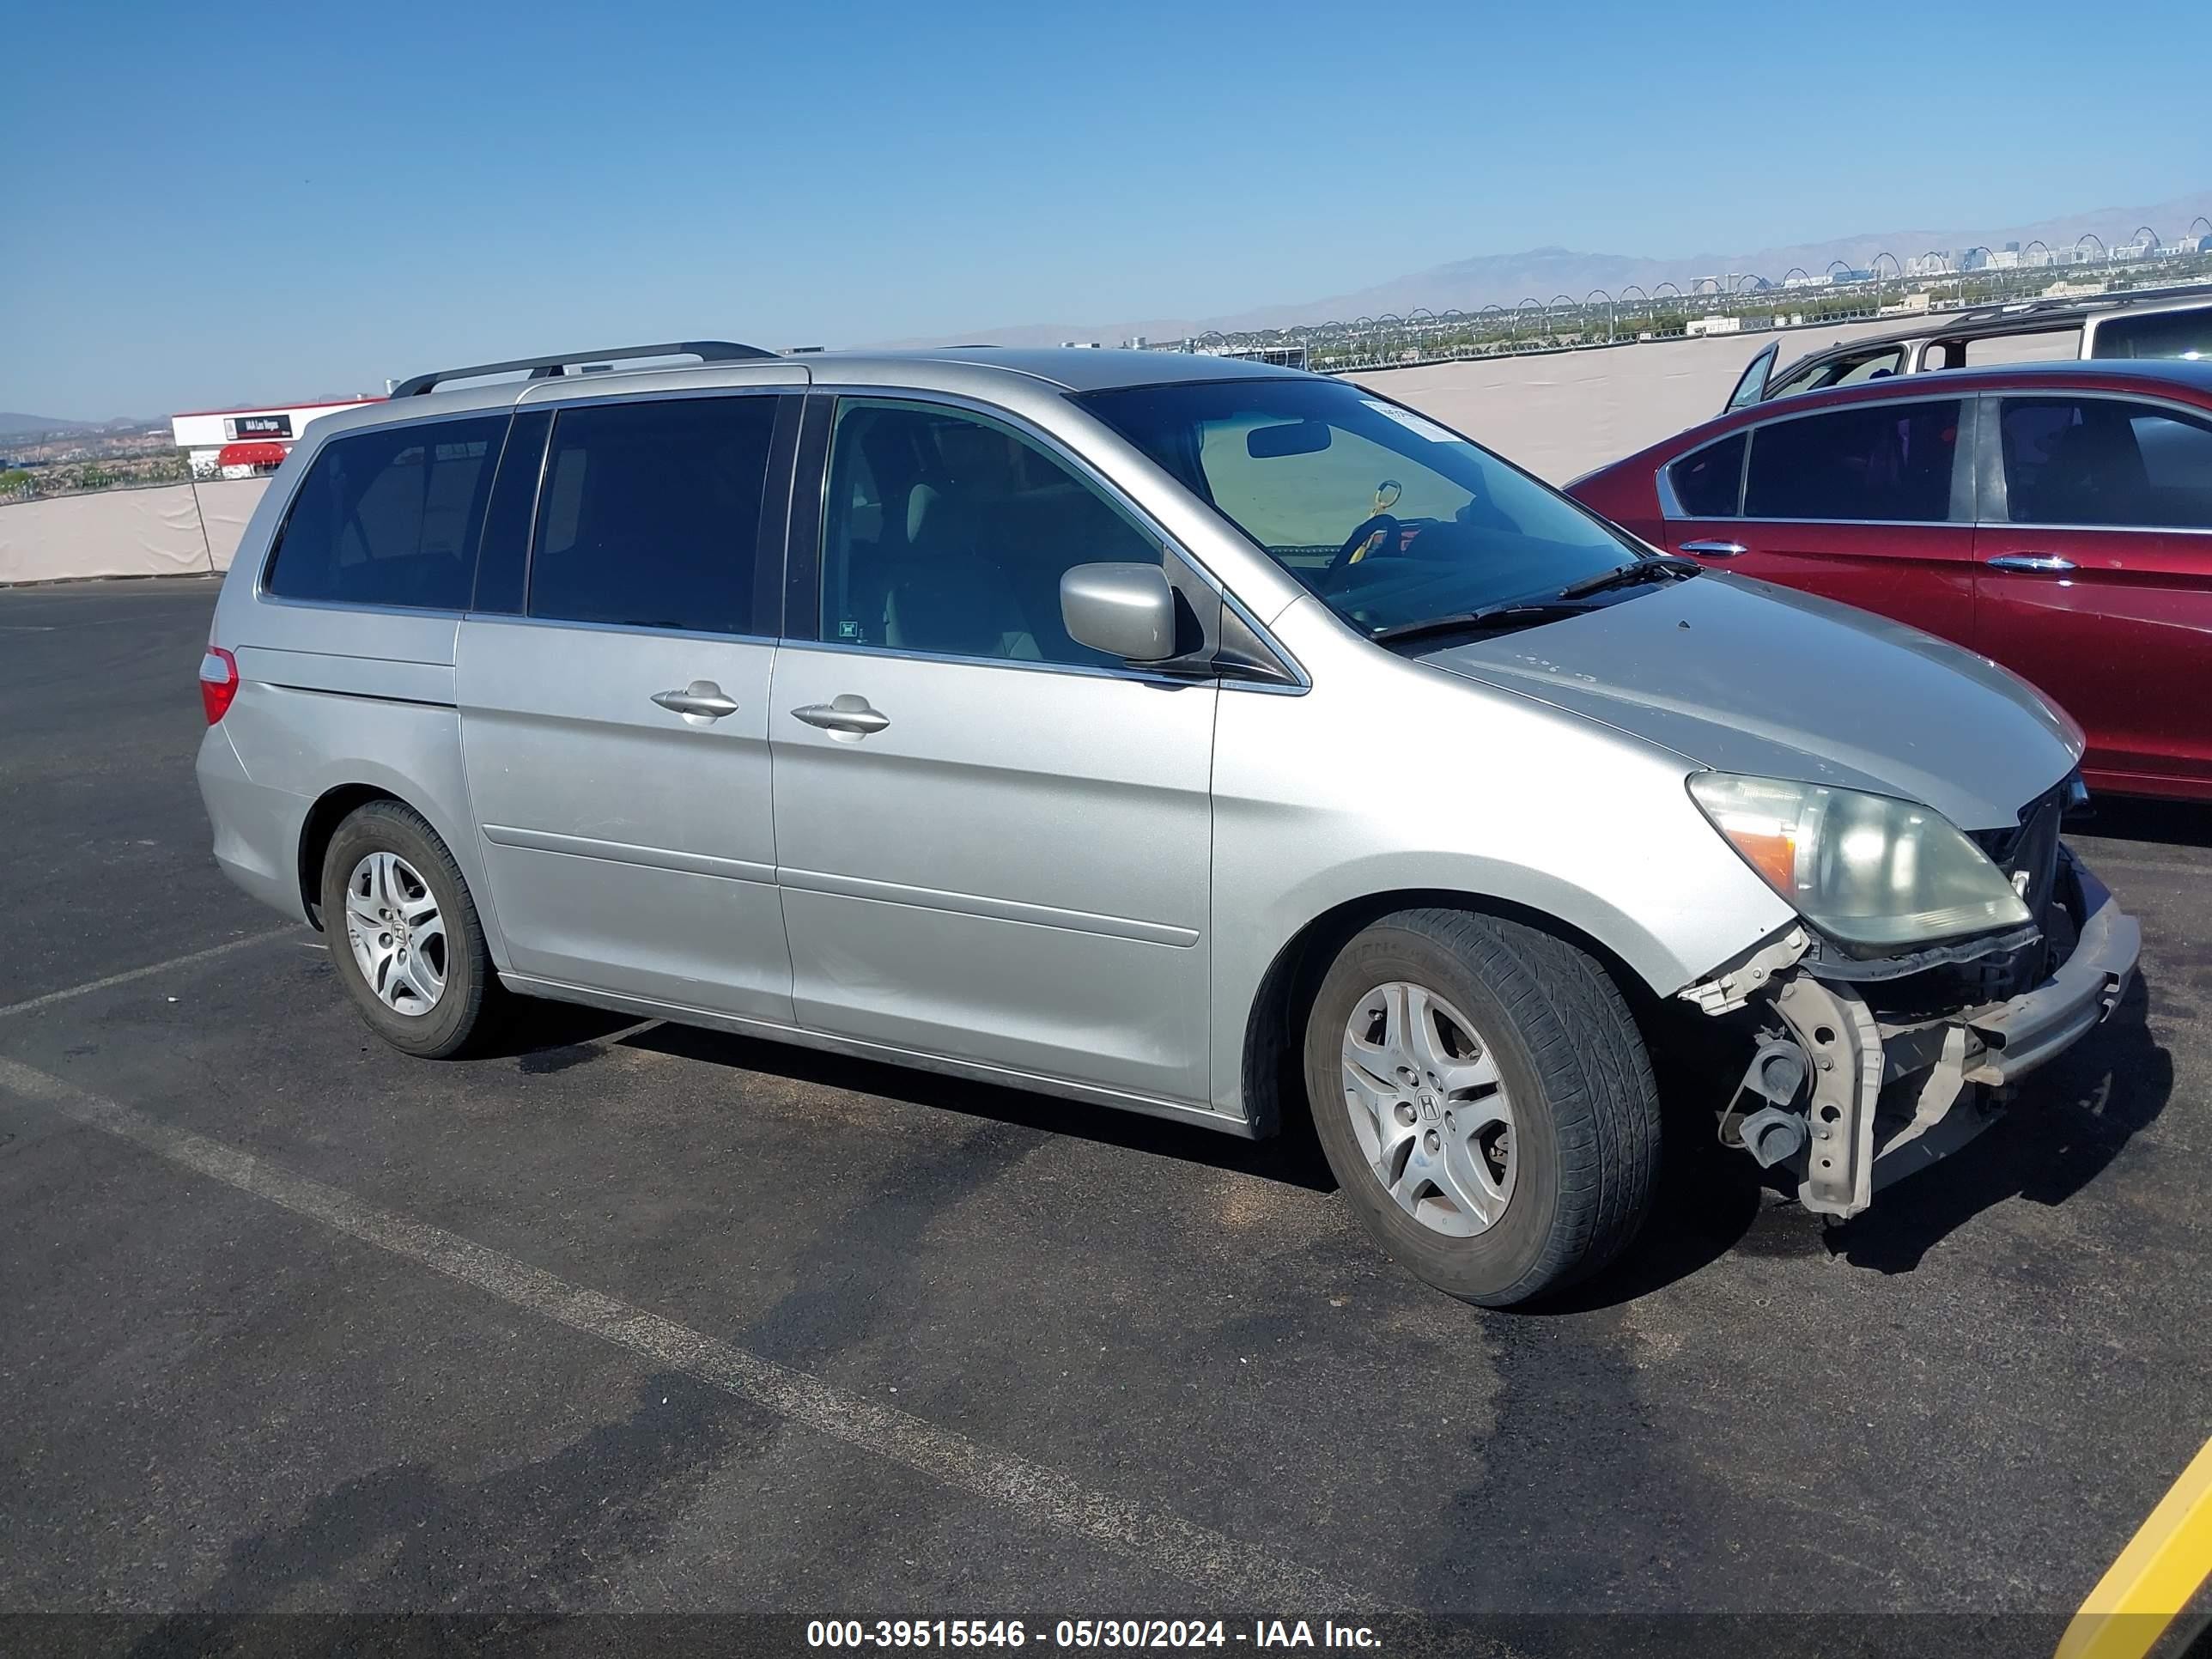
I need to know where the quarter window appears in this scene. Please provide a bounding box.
[818,399,1159,666]
[526,395,778,635]
[1743,399,1962,522]
[264,416,506,610]
[1668,433,1746,517]
[1998,397,2212,529]
[2087,307,2212,362]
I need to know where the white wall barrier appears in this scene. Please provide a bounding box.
[192,477,270,571]
[0,477,270,585]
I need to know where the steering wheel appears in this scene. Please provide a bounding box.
[1324,514,1403,581]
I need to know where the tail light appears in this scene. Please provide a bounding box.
[199,647,240,724]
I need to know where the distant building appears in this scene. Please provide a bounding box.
[171,397,383,480]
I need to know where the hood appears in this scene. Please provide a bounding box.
[1414,572,2082,831]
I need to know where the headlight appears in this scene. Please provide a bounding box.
[1688,773,2031,950]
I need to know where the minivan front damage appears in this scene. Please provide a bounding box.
[1682,853,2140,1218]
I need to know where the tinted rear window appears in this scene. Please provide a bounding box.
[2088,308,2212,362]
[264,416,506,610]
[1744,399,1961,522]
[1668,433,1745,516]
[526,395,778,635]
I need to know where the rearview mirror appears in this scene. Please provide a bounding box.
[1245,419,1332,459]
[1060,563,1177,663]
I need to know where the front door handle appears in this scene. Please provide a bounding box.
[1680,539,1748,558]
[1985,553,2077,574]
[792,695,891,737]
[651,680,740,720]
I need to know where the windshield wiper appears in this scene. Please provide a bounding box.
[1369,601,1589,647]
[1554,555,1702,601]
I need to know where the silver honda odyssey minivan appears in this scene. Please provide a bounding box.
[196,341,2141,1306]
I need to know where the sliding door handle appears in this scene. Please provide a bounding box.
[651,681,740,720]
[1985,553,2076,574]
[792,696,890,737]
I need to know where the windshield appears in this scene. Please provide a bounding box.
[1077,378,1641,635]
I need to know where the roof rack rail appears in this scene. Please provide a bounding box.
[391,340,779,398]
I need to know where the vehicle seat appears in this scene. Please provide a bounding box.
[2028,417,2149,524]
[880,483,1039,659]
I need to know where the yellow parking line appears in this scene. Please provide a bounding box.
[2057,1436,2212,1659]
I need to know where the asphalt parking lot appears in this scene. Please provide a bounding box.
[3,576,2209,1656]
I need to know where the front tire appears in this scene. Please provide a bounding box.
[319,799,495,1060]
[1304,908,1659,1307]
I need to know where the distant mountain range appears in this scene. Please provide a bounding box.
[0,412,161,440]
[885,187,2212,348]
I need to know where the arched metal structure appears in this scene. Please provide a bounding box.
[2075,233,2106,261]
[2129,225,2159,255]
[1512,297,1543,343]
[1585,289,1615,340]
[1869,252,1900,311]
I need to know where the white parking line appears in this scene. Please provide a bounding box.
[0,928,301,1021]
[0,1053,1396,1621]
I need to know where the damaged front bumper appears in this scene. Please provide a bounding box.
[1689,854,2140,1218]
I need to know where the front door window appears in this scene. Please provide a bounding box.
[818,398,1161,666]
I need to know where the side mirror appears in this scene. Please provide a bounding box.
[1060,563,1177,663]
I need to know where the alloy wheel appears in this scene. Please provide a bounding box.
[1340,981,1516,1236]
[342,851,447,1018]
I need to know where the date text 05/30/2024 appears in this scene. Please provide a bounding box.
[805,1620,1382,1650]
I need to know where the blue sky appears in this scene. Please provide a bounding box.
[5,0,2209,419]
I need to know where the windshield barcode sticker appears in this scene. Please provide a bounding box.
[1360,399,1464,445]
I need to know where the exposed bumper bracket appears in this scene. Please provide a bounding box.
[1750,860,2140,1219]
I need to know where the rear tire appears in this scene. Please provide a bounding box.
[1303,908,1660,1307]
[319,799,496,1060]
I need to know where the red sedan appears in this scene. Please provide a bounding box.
[1567,359,2212,801]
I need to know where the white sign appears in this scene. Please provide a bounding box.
[1360,399,1464,445]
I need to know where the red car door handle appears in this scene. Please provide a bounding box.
[1985,553,2077,574]
[1680,539,1748,557]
